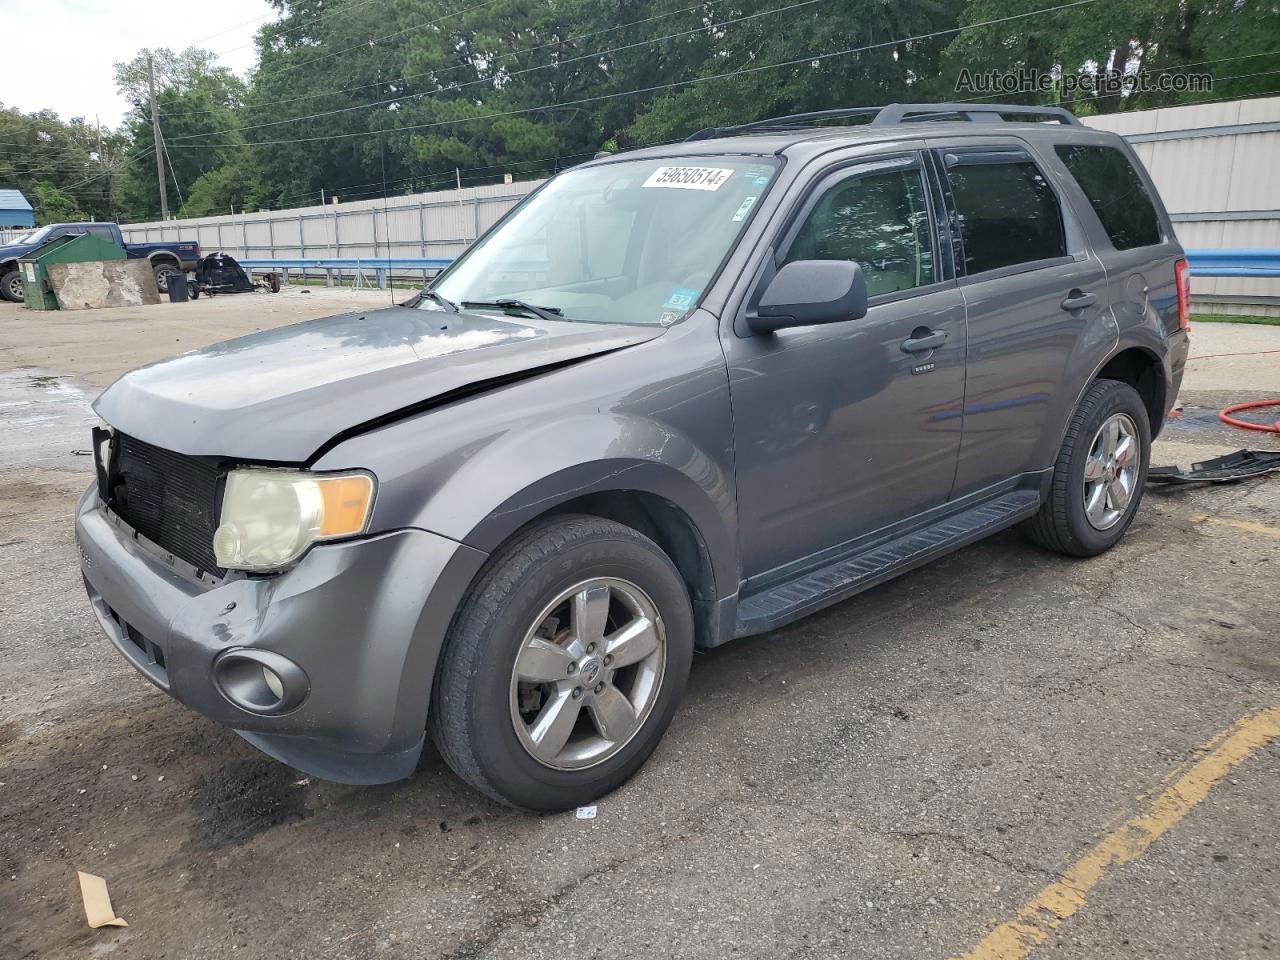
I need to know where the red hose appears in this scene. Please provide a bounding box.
[1219,400,1280,433]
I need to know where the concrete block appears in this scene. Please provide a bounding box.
[47,259,161,310]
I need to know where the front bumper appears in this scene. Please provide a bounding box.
[75,486,486,783]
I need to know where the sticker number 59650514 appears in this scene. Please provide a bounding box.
[641,166,734,191]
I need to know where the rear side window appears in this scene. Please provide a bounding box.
[1056,144,1162,250]
[943,150,1067,275]
[784,167,936,298]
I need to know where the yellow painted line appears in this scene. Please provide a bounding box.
[952,705,1280,960]
[1192,514,1280,540]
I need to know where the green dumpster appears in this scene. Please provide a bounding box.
[20,233,126,311]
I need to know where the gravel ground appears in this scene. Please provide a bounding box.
[1,295,1277,960]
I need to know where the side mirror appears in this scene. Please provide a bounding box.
[747,259,867,334]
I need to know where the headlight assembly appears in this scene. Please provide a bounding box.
[212,469,375,571]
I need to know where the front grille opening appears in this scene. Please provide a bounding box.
[106,604,168,680]
[102,433,225,577]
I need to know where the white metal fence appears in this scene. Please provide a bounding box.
[118,179,542,283]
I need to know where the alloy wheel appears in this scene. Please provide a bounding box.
[509,577,666,770]
[1083,412,1140,530]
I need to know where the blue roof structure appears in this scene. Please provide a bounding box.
[0,189,35,228]
[0,189,33,211]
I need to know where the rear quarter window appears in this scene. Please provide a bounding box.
[1055,144,1162,250]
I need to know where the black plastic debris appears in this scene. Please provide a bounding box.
[1147,449,1280,485]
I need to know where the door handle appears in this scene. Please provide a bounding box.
[1060,290,1096,312]
[901,329,947,353]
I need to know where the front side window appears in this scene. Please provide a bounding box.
[431,156,779,326]
[785,167,935,298]
[944,150,1067,274]
[1056,144,1162,250]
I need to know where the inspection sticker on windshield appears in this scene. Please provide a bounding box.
[731,196,758,222]
[664,287,699,310]
[642,166,734,191]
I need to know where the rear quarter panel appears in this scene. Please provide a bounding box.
[1034,130,1186,444]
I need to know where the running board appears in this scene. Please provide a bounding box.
[735,490,1042,637]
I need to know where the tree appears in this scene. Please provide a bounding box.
[112,48,248,220]
[0,104,122,223]
[941,0,1280,114]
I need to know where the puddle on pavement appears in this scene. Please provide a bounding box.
[1161,403,1280,450]
[0,368,98,472]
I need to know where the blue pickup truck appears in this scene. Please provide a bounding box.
[0,222,200,302]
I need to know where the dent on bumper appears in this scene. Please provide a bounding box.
[75,486,487,784]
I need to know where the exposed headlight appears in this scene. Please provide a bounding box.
[94,418,114,475]
[212,469,375,571]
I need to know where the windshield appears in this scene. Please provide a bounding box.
[430,156,780,326]
[11,226,53,245]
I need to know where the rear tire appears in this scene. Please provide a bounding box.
[153,262,181,293]
[431,515,694,811]
[1022,379,1150,557]
[1,269,23,303]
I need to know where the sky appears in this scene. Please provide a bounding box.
[0,0,278,128]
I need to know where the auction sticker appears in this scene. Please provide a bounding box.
[642,166,733,191]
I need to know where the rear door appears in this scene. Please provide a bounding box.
[724,151,968,581]
[928,136,1114,495]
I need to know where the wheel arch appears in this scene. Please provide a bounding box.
[1094,344,1167,437]
[526,488,720,647]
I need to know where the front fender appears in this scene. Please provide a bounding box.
[313,319,740,602]
[456,417,735,589]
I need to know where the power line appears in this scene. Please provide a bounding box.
[167,0,830,142]
[169,0,1105,149]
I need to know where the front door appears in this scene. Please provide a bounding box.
[725,154,968,582]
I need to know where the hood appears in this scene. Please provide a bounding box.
[94,304,665,462]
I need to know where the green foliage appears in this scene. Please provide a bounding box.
[112,48,248,221]
[0,104,123,223]
[29,181,87,222]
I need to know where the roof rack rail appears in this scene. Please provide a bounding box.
[685,107,883,141]
[872,102,1081,126]
[683,102,1080,141]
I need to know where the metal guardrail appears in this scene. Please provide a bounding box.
[238,257,454,270]
[1184,249,1280,278]
[237,256,455,289]
[232,249,1280,286]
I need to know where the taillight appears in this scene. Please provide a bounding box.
[1174,258,1191,333]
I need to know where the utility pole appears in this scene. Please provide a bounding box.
[146,54,169,220]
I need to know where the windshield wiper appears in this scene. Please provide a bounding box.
[462,298,563,323]
[421,290,458,313]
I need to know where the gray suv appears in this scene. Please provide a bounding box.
[77,103,1190,810]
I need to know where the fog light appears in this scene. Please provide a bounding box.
[213,649,308,715]
[262,666,285,700]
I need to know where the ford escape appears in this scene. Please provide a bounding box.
[77,103,1190,810]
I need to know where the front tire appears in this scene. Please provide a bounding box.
[1022,379,1151,557]
[1,269,23,303]
[431,515,694,811]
